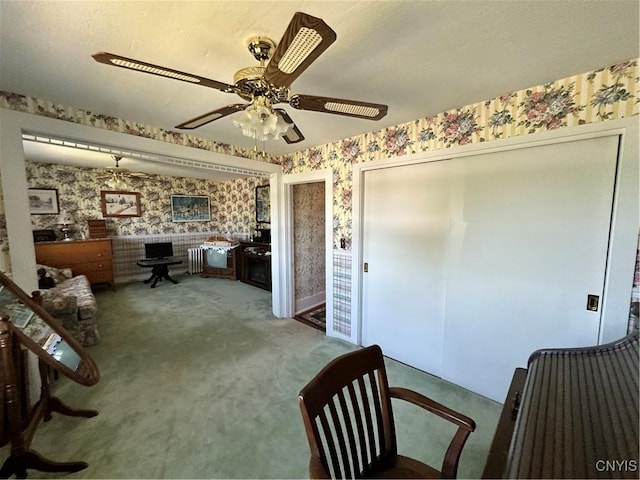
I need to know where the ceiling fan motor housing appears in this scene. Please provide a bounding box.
[247,36,276,63]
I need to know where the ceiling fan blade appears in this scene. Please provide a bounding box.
[175,104,248,130]
[263,12,336,88]
[92,52,235,92]
[273,109,305,144]
[289,94,388,121]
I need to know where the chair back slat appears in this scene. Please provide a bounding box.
[346,381,370,474]
[336,387,361,477]
[327,396,354,478]
[366,371,387,456]
[317,408,342,477]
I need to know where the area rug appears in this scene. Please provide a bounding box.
[294,303,326,331]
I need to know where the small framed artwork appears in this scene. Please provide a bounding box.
[100,190,142,217]
[255,185,270,223]
[28,188,59,215]
[171,195,211,222]
[2,302,34,329]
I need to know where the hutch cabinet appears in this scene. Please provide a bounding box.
[239,242,271,291]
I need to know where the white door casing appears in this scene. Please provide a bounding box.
[279,169,335,335]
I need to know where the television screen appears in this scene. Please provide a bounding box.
[144,242,173,259]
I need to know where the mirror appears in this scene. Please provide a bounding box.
[0,270,99,386]
[256,185,270,223]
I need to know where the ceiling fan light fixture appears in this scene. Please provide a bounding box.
[233,97,291,141]
[325,102,380,118]
[277,27,322,74]
[233,66,266,84]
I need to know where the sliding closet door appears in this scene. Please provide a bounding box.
[361,160,453,376]
[440,135,619,401]
[361,135,620,401]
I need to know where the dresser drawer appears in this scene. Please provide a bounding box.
[74,241,112,260]
[75,260,111,274]
[83,270,113,285]
[38,242,111,263]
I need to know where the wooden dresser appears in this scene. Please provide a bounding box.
[35,238,114,288]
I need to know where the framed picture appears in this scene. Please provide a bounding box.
[28,188,59,215]
[255,185,270,223]
[100,190,141,217]
[171,195,211,222]
[2,302,34,329]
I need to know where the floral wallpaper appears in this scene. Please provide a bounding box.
[0,171,9,273]
[26,162,263,239]
[630,234,640,334]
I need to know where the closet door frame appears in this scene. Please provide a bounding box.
[350,117,639,347]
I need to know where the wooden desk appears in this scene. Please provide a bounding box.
[136,257,182,288]
[482,333,639,479]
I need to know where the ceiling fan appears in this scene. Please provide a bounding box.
[99,155,150,187]
[92,12,388,144]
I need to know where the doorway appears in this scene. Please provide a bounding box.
[283,169,334,334]
[292,181,326,330]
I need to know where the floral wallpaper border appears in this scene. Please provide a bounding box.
[0,93,279,165]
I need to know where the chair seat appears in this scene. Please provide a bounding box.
[371,455,442,479]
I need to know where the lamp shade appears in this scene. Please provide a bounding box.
[233,98,291,141]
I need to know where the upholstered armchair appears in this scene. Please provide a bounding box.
[37,264,100,347]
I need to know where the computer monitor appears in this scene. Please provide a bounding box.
[144,242,173,259]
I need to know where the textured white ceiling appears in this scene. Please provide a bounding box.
[1,1,639,169]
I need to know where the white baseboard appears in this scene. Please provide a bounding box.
[295,291,326,315]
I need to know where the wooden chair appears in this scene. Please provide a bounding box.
[298,345,476,479]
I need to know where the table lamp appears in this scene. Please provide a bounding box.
[58,212,75,241]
